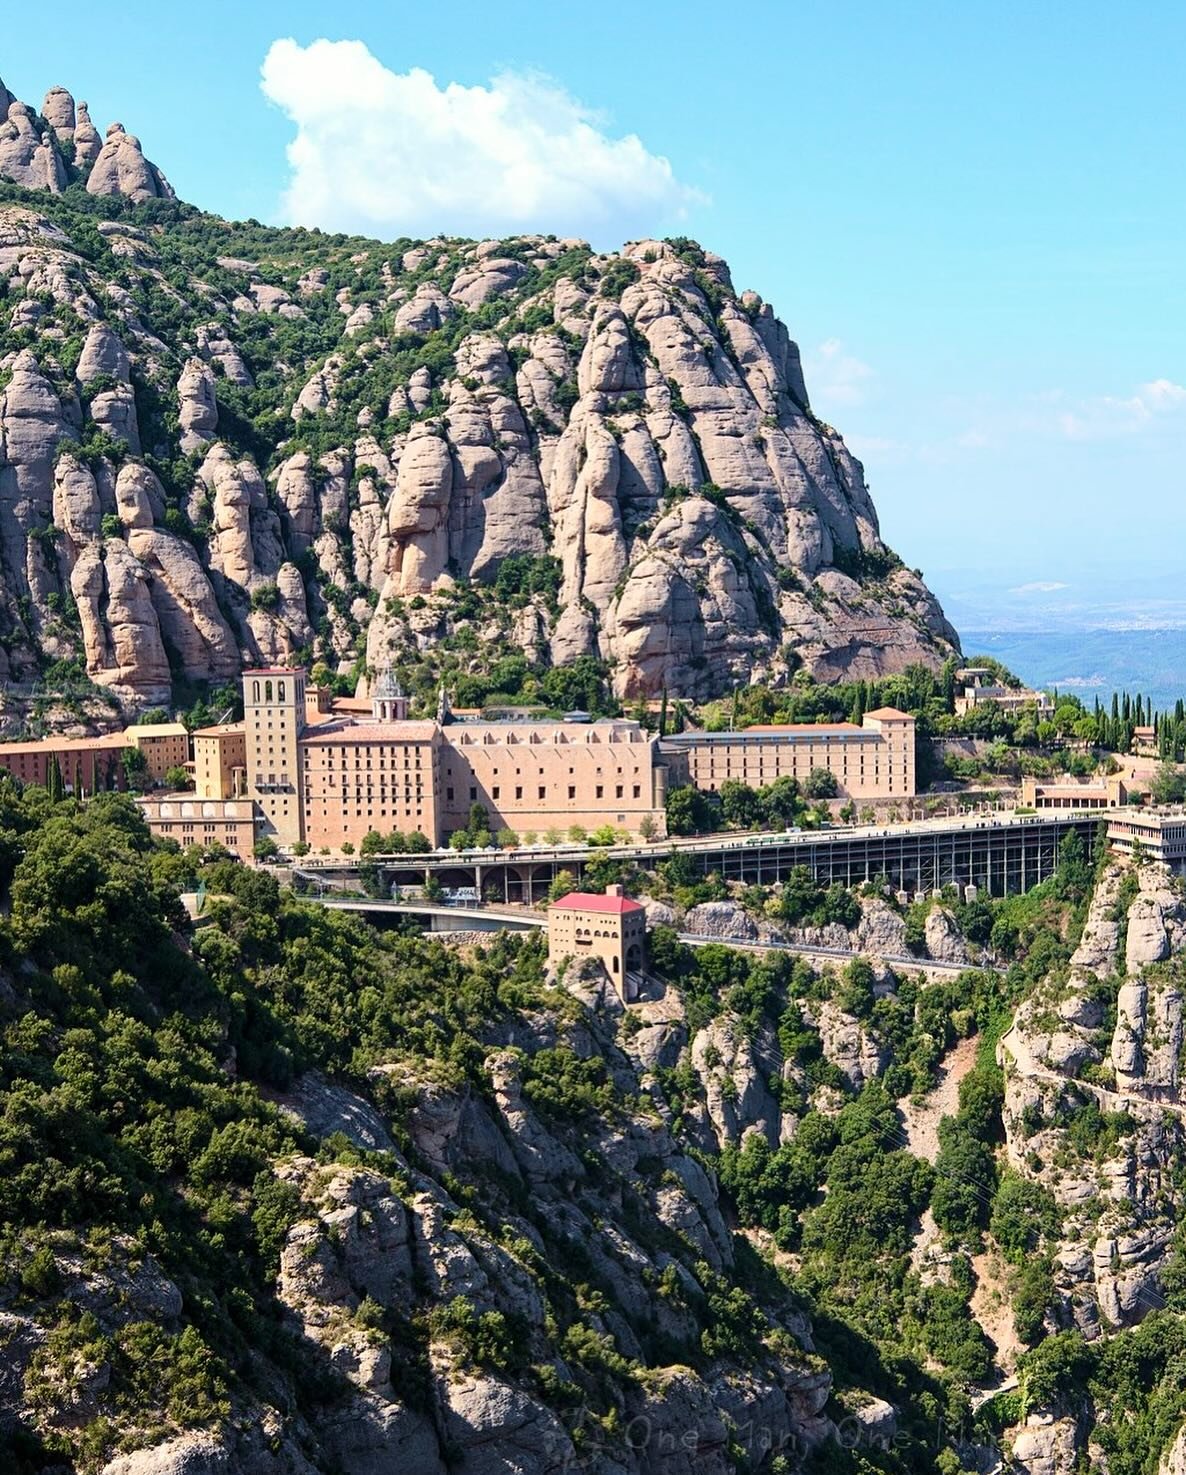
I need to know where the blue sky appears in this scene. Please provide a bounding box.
[3,1,1184,623]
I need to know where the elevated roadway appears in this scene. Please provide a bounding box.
[291,807,1106,905]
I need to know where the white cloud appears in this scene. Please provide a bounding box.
[259,38,705,242]
[1010,581,1069,595]
[1051,377,1186,440]
[805,338,875,406]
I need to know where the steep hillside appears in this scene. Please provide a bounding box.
[0,73,957,717]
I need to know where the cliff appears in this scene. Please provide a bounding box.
[0,70,957,713]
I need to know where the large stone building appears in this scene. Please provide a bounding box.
[1,667,934,856]
[953,668,1054,719]
[188,669,670,851]
[547,886,647,1001]
[1107,808,1186,870]
[125,723,191,783]
[0,731,129,792]
[135,796,257,857]
[662,708,916,801]
[193,723,247,800]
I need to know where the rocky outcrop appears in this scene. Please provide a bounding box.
[0,102,67,193]
[86,123,174,203]
[1000,859,1186,1338]
[177,358,218,452]
[0,74,169,203]
[1,78,956,707]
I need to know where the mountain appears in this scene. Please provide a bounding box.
[0,74,957,717]
[5,792,1186,1474]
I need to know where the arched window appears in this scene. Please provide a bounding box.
[253,681,260,703]
[278,681,286,702]
[265,681,273,702]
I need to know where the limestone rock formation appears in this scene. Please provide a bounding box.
[0,102,67,193]
[177,358,218,452]
[0,73,957,708]
[86,123,174,203]
[1000,859,1186,1337]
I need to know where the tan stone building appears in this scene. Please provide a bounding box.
[137,795,257,858]
[954,668,1053,719]
[663,708,916,800]
[1020,775,1129,811]
[193,723,247,799]
[547,885,647,1001]
[126,722,191,783]
[243,668,307,845]
[440,719,667,840]
[300,720,442,849]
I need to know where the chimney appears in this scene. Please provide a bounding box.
[606,884,623,897]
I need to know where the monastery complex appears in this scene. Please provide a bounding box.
[0,667,918,856]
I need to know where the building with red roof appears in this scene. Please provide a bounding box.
[548,885,647,1001]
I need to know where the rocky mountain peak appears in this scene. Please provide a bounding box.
[0,71,173,202]
[0,73,958,715]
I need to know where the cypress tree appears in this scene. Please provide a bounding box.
[47,755,64,803]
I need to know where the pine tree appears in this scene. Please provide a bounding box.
[47,756,64,803]
[658,689,668,739]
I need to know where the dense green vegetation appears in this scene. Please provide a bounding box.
[0,771,1181,1472]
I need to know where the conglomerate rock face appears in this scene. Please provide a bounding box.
[999,859,1186,1342]
[0,72,957,711]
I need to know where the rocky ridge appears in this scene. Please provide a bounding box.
[995,857,1186,1473]
[0,69,957,712]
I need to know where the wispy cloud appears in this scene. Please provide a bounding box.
[1048,377,1186,440]
[260,38,706,243]
[1010,580,1069,595]
[805,338,876,406]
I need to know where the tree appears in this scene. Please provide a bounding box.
[253,836,279,861]
[547,870,578,902]
[802,767,839,800]
[1150,760,1186,805]
[718,780,762,830]
[46,755,65,803]
[122,747,149,792]
[665,785,713,836]
[165,765,191,791]
[759,776,802,830]
[638,814,658,842]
